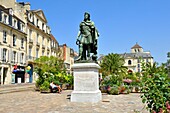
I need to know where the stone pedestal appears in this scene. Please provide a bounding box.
[71,63,102,103]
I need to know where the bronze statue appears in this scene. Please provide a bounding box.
[76,12,99,62]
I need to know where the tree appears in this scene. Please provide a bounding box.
[34,56,66,91]
[34,56,65,75]
[100,53,127,77]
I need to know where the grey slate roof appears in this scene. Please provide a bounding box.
[119,52,153,59]
[131,43,142,49]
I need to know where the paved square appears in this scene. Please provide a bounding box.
[0,90,148,113]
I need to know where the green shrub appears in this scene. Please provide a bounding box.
[40,81,50,91]
[109,85,119,95]
[141,62,170,112]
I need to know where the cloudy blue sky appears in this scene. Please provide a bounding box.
[18,0,170,64]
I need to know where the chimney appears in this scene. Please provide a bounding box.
[24,2,31,10]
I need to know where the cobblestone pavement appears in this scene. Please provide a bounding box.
[0,90,148,113]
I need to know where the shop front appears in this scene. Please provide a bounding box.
[12,66,25,83]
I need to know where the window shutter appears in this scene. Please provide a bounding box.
[19,53,21,63]
[16,53,19,63]
[7,49,9,62]
[17,20,20,30]
[0,48,2,60]
[0,10,2,21]
[11,51,13,63]
[24,54,26,64]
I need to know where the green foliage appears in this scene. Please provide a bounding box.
[34,56,66,75]
[101,74,123,87]
[109,85,119,95]
[34,56,73,91]
[140,62,170,112]
[40,81,50,91]
[100,53,127,77]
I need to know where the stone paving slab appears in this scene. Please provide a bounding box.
[0,83,35,94]
[0,90,148,113]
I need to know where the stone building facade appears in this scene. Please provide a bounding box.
[59,44,75,74]
[0,0,59,85]
[98,43,154,73]
[120,43,154,73]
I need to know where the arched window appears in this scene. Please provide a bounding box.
[128,60,132,65]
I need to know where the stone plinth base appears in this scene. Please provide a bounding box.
[71,90,101,103]
[71,63,102,103]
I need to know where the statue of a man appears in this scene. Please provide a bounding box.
[76,12,99,61]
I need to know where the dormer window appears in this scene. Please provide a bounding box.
[13,20,17,28]
[4,15,8,24]
[20,23,24,32]
[42,23,44,31]
[37,19,39,28]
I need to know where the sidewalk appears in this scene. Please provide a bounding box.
[0,83,35,94]
[0,90,148,113]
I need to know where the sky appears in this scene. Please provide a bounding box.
[17,0,170,64]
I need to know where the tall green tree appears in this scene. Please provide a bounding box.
[100,53,127,77]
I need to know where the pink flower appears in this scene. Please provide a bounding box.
[123,79,132,84]
[166,101,170,110]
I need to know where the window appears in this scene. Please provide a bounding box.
[42,50,44,56]
[13,51,16,63]
[3,31,7,43]
[13,34,16,46]
[21,38,24,49]
[14,20,17,28]
[42,23,44,30]
[138,64,140,68]
[2,49,7,62]
[37,19,39,27]
[135,49,137,52]
[137,59,140,63]
[128,60,132,65]
[29,47,32,59]
[36,48,39,58]
[4,15,7,24]
[20,23,24,32]
[146,58,149,62]
[138,69,140,72]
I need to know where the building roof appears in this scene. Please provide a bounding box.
[131,43,142,49]
[120,52,153,59]
[50,34,59,44]
[29,9,47,23]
